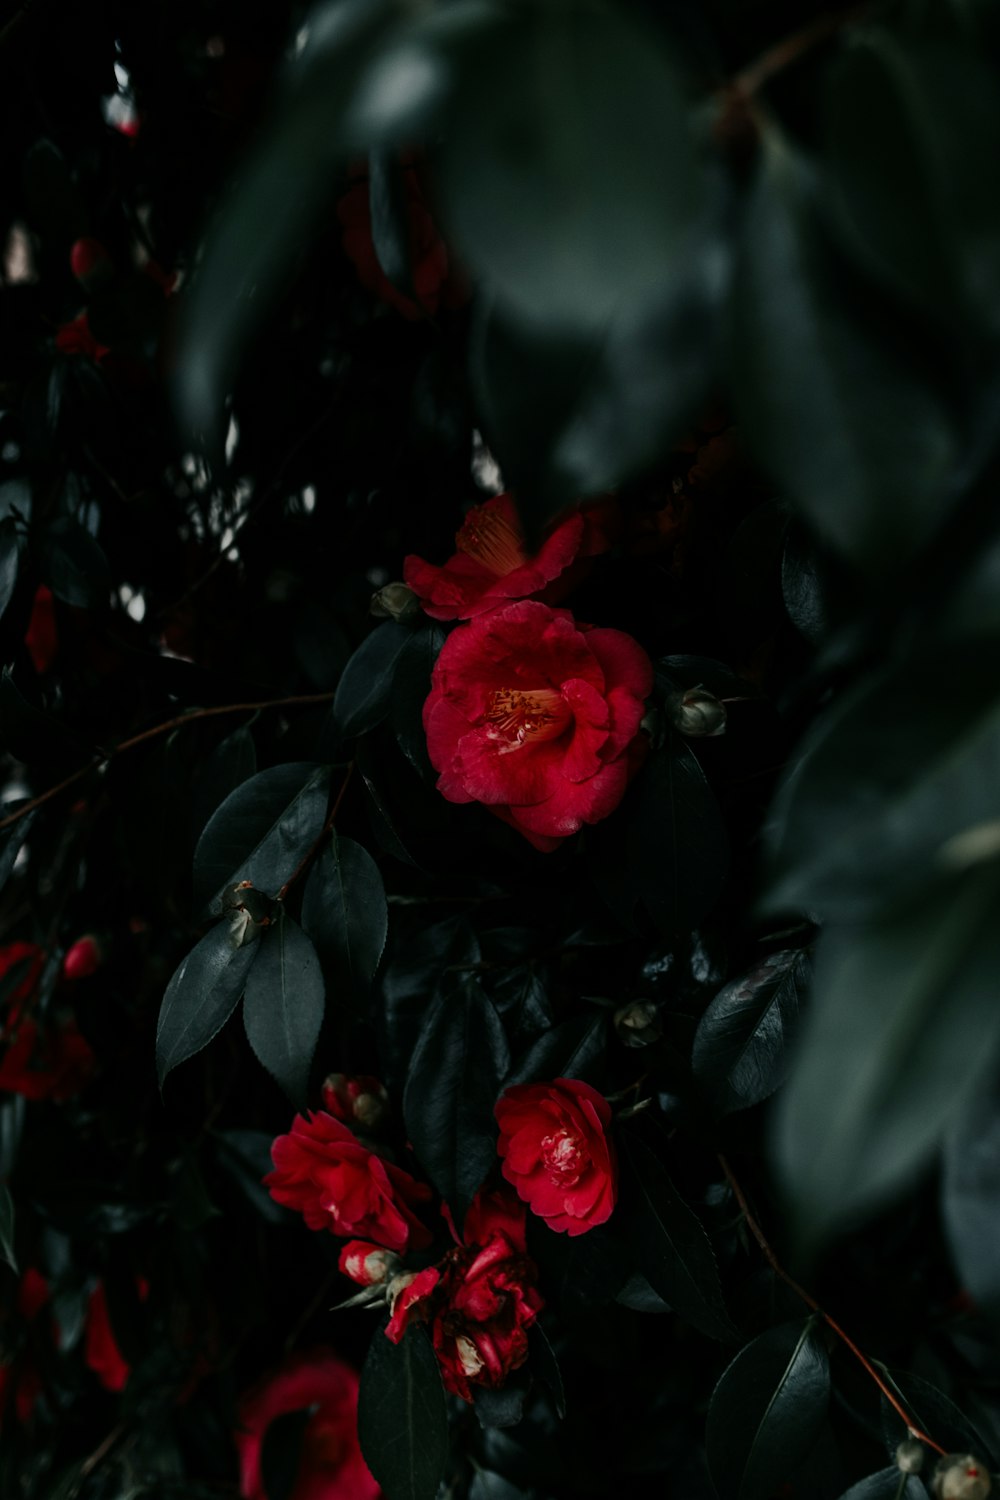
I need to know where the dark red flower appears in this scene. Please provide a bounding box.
[264,1111,432,1252]
[62,935,102,981]
[495,1078,617,1236]
[55,312,111,362]
[235,1347,379,1500]
[403,493,617,623]
[24,586,58,674]
[84,1282,127,1392]
[337,158,463,321]
[0,1014,96,1102]
[0,942,45,1005]
[321,1073,388,1131]
[423,600,652,851]
[386,1184,542,1402]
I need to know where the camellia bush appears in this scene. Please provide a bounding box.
[3,0,1000,1497]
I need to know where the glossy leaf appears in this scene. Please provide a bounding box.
[156,917,261,1087]
[193,762,329,910]
[334,623,413,740]
[504,1012,607,1091]
[836,1471,926,1500]
[622,1131,735,1343]
[300,830,387,1006]
[692,949,810,1114]
[774,864,1000,1242]
[0,517,20,623]
[403,976,509,1223]
[705,1318,830,1500]
[243,913,325,1108]
[43,516,111,609]
[0,1184,17,1273]
[731,129,958,573]
[390,625,446,776]
[0,809,35,898]
[357,1323,449,1500]
[878,1368,996,1467]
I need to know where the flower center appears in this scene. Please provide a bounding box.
[541,1129,586,1186]
[456,504,527,576]
[483,688,571,752]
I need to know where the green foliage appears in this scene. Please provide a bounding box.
[358,1323,449,1500]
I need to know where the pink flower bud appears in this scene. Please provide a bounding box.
[338,1240,399,1287]
[62,935,102,981]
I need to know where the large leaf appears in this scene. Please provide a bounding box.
[379,915,480,1088]
[243,913,325,1108]
[300,831,387,1007]
[0,809,35,898]
[402,976,509,1223]
[766,640,1000,920]
[692,949,810,1114]
[877,1368,996,1467]
[156,918,261,1086]
[357,1323,449,1500]
[504,1012,608,1091]
[705,1318,830,1500]
[390,625,446,776]
[773,863,1000,1242]
[437,4,706,331]
[42,516,111,609]
[943,1086,1000,1328]
[730,128,958,574]
[334,623,413,741]
[621,1131,735,1342]
[836,1472,927,1500]
[0,1184,17,1273]
[193,763,329,910]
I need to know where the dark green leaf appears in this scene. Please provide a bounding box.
[528,1323,565,1418]
[766,640,1000,920]
[438,5,706,330]
[243,913,325,1108]
[944,1086,1000,1328]
[0,809,35,898]
[403,976,509,1222]
[781,525,834,645]
[192,762,329,910]
[359,740,421,867]
[504,1012,607,1091]
[0,1184,17,1273]
[195,724,257,832]
[0,517,20,623]
[369,149,415,298]
[836,1470,926,1500]
[301,830,387,1007]
[692,949,810,1114]
[474,1376,528,1429]
[334,623,413,740]
[156,917,261,1087]
[357,1323,449,1500]
[731,129,958,573]
[773,865,1000,1243]
[380,915,480,1088]
[705,1317,830,1500]
[878,1368,996,1468]
[42,516,111,609]
[469,1473,531,1500]
[390,625,446,776]
[261,1409,311,1500]
[622,1131,735,1342]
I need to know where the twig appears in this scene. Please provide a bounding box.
[0,690,335,834]
[732,4,867,98]
[275,761,355,901]
[718,1154,947,1457]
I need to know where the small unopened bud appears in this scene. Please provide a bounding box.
[69,237,114,289]
[322,1073,389,1130]
[370,582,420,622]
[613,1001,662,1049]
[896,1440,925,1474]
[669,685,727,738]
[62,935,102,981]
[339,1240,399,1288]
[934,1455,992,1499]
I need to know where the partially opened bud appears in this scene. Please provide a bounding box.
[62,935,102,981]
[669,685,727,738]
[338,1241,399,1288]
[322,1073,389,1130]
[613,1001,662,1048]
[896,1439,925,1474]
[370,581,420,622]
[934,1455,992,1499]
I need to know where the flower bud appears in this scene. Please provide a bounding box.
[934,1455,992,1499]
[322,1073,389,1130]
[338,1240,399,1288]
[62,935,102,981]
[69,237,114,290]
[370,581,421,622]
[387,1271,418,1311]
[896,1440,925,1474]
[613,1001,662,1049]
[669,685,727,738]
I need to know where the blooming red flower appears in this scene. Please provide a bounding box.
[337,158,463,321]
[25,586,58,674]
[423,600,652,851]
[62,935,102,981]
[321,1073,388,1131]
[403,493,617,623]
[264,1111,431,1252]
[386,1184,543,1402]
[235,1348,379,1500]
[495,1078,617,1236]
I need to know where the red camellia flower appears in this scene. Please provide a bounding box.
[321,1073,388,1131]
[264,1111,432,1252]
[337,157,464,321]
[386,1185,543,1402]
[235,1348,379,1500]
[423,600,653,851]
[403,493,617,623]
[495,1078,618,1236]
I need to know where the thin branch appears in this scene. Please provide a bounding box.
[733,5,867,98]
[0,690,335,834]
[718,1154,947,1458]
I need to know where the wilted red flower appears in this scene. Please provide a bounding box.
[24,586,58,674]
[337,158,463,321]
[386,1184,543,1402]
[321,1073,388,1131]
[495,1078,617,1236]
[404,493,617,623]
[264,1111,431,1252]
[62,935,102,981]
[235,1348,379,1500]
[423,600,652,851]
